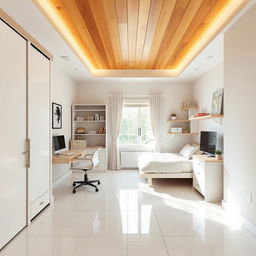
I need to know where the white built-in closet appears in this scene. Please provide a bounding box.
[0,16,51,249]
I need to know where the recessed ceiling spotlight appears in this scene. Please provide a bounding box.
[206,55,213,60]
[60,55,70,61]
[194,68,199,71]
[74,67,79,71]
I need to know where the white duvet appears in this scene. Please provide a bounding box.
[138,153,193,174]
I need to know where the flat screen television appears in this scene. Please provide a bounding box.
[53,135,66,154]
[200,131,217,155]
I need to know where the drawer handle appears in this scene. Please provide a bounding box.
[39,201,44,206]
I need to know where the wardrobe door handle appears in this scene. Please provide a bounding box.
[23,138,30,168]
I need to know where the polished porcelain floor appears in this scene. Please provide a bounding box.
[1,170,256,256]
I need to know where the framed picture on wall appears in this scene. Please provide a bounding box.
[52,102,62,129]
[211,89,223,115]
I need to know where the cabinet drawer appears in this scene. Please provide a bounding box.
[30,191,49,219]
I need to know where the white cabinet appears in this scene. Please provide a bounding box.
[193,155,223,202]
[28,45,50,219]
[0,16,51,249]
[0,20,27,249]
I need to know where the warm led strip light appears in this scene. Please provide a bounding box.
[33,0,249,77]
[175,0,248,73]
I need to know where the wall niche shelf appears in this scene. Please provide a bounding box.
[168,119,190,123]
[189,114,224,121]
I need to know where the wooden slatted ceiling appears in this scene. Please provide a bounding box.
[43,0,244,70]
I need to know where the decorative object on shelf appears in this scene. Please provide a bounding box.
[95,113,99,121]
[75,127,86,134]
[52,102,62,129]
[211,88,223,115]
[86,115,94,121]
[71,140,87,149]
[215,150,223,160]
[171,113,177,120]
[76,116,84,121]
[100,115,105,121]
[170,127,182,133]
[98,126,106,134]
[196,112,210,117]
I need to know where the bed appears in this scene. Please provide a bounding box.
[138,144,198,186]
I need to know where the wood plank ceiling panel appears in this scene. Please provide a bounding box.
[88,0,117,69]
[135,0,151,68]
[101,0,122,68]
[127,0,139,68]
[147,0,177,69]
[166,0,218,68]
[115,0,129,68]
[140,0,164,68]
[170,0,229,69]
[75,0,110,68]
[40,0,247,72]
[152,0,191,69]
[51,0,101,68]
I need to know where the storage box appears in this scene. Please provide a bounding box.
[170,127,182,133]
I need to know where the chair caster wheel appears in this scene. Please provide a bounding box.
[95,188,99,192]
[73,189,76,194]
[98,181,101,185]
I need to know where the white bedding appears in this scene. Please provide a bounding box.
[138,153,193,174]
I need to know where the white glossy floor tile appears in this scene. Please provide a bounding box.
[1,170,255,256]
[128,237,168,256]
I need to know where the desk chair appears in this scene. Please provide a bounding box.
[70,149,101,193]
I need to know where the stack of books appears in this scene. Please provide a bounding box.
[98,126,106,134]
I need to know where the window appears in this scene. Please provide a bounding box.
[119,105,154,147]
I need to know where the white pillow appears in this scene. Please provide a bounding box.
[179,144,198,159]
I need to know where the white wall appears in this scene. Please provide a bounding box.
[224,5,256,225]
[51,63,77,183]
[192,63,224,150]
[77,79,193,153]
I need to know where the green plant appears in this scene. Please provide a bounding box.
[215,150,222,155]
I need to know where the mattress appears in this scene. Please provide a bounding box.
[138,153,193,174]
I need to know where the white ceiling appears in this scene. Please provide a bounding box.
[0,0,251,84]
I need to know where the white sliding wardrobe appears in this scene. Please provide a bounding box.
[0,18,51,249]
[0,19,27,250]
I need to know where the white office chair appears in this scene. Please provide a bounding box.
[70,149,101,193]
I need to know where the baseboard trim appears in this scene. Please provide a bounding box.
[52,171,71,188]
[222,200,256,236]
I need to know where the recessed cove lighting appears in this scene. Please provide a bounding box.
[60,56,70,61]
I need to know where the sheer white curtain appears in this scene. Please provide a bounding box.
[149,94,162,152]
[108,95,123,170]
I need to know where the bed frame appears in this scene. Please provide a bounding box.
[140,171,193,187]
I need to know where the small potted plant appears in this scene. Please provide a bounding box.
[171,113,177,120]
[215,150,223,160]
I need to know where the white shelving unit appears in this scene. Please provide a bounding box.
[72,104,107,171]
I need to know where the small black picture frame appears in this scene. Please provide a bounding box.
[52,102,62,129]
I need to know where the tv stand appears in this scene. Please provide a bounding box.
[192,155,223,202]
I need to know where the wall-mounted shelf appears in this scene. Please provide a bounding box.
[73,134,106,136]
[168,119,190,123]
[189,114,224,121]
[168,132,198,135]
[74,121,106,123]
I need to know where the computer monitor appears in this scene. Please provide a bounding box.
[53,135,66,154]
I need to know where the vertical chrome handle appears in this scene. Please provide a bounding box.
[23,138,30,168]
